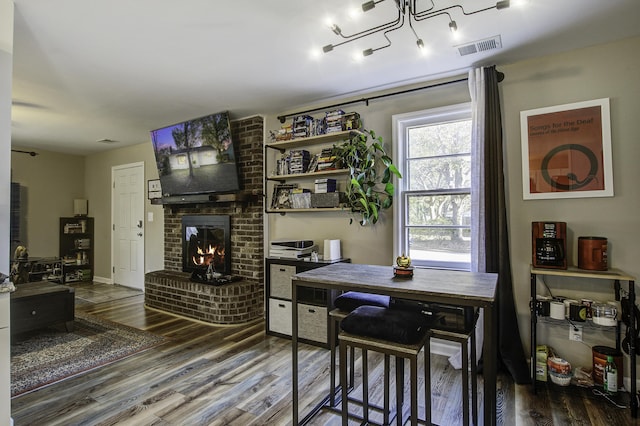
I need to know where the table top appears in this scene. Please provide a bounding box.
[292,263,497,307]
[10,281,74,299]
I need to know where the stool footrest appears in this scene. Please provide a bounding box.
[338,331,429,357]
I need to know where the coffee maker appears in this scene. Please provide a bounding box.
[532,222,567,269]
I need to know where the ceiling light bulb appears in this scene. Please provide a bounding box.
[449,21,458,32]
[363,48,374,57]
[416,39,424,49]
[331,24,342,35]
[362,1,376,12]
[323,44,334,53]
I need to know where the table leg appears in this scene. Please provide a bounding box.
[292,283,299,425]
[483,304,497,426]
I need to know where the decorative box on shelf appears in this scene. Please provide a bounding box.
[310,192,344,208]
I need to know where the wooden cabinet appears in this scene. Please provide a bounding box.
[266,257,349,347]
[59,217,94,283]
[264,130,353,213]
[530,265,637,417]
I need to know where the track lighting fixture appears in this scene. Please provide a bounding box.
[322,0,510,57]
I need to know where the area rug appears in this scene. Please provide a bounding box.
[10,313,167,397]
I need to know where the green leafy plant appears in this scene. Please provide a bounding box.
[332,129,402,226]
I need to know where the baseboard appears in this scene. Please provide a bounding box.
[623,377,640,393]
[92,275,112,284]
[430,337,458,358]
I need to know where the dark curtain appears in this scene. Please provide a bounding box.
[482,66,530,384]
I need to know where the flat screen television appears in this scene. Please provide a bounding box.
[150,111,241,199]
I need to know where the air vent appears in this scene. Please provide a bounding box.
[96,138,119,144]
[456,35,502,56]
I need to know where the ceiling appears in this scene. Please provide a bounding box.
[10,0,640,155]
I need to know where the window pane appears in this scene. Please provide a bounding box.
[408,227,471,264]
[408,156,470,190]
[407,120,471,158]
[407,194,471,226]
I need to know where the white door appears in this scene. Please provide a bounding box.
[112,162,145,290]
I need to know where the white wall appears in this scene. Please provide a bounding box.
[502,36,640,376]
[10,149,85,257]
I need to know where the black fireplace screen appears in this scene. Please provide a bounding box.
[181,215,231,275]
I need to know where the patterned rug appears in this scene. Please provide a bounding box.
[10,313,167,397]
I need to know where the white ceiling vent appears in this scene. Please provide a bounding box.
[456,35,502,56]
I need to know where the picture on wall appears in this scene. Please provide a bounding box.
[520,98,613,200]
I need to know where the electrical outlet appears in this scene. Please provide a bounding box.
[569,325,583,341]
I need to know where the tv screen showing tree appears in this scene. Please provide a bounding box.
[150,111,241,196]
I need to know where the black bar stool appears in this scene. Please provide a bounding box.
[426,310,480,426]
[329,292,392,407]
[338,305,432,426]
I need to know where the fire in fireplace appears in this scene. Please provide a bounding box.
[181,215,231,276]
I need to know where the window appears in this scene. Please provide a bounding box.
[393,103,472,270]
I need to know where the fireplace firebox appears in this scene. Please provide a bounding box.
[182,215,231,276]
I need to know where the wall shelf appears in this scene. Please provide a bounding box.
[266,207,349,214]
[265,130,354,152]
[266,168,349,182]
[265,129,357,212]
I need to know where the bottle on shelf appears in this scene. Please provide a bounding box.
[604,355,618,393]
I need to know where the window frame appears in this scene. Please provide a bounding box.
[392,102,472,271]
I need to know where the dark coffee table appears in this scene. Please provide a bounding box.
[10,281,75,336]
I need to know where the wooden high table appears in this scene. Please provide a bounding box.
[291,263,499,426]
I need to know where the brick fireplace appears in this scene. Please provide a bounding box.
[145,116,265,325]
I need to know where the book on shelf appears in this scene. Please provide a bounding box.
[271,183,298,210]
[315,178,337,193]
[306,153,320,173]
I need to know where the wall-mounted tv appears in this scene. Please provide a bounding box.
[150,111,241,199]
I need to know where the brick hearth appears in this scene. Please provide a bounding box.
[144,116,265,325]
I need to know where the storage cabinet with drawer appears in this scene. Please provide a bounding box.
[266,257,349,347]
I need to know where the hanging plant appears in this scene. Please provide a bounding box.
[332,129,402,226]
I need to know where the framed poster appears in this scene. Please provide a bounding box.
[147,179,162,199]
[520,98,613,200]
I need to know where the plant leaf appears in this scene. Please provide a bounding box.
[384,182,394,195]
[388,164,402,178]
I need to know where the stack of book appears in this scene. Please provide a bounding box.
[325,110,345,133]
[292,115,314,138]
[275,124,293,141]
[288,150,310,174]
[342,112,361,130]
[315,178,337,193]
[311,118,325,136]
[317,148,338,171]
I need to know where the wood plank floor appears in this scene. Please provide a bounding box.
[10,283,640,425]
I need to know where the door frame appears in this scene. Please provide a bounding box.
[111,161,145,288]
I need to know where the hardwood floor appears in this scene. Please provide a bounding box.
[10,283,640,425]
